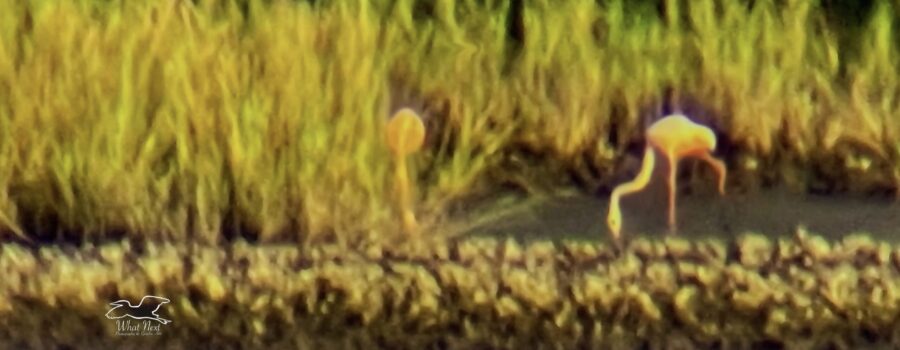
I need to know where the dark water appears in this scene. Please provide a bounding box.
[460,179,900,244]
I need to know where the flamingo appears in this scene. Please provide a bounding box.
[385,108,426,235]
[606,114,727,241]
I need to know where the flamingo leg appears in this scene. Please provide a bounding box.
[696,152,727,195]
[666,152,678,233]
[395,156,418,235]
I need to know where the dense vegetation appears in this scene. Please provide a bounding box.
[0,0,897,245]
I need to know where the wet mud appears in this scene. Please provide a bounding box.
[461,180,900,243]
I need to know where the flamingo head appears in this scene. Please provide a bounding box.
[606,201,622,240]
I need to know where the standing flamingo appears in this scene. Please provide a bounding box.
[386,108,426,235]
[606,114,727,241]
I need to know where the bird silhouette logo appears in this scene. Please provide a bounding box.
[105,295,172,325]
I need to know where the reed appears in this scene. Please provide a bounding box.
[0,0,896,244]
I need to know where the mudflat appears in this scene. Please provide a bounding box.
[461,182,900,243]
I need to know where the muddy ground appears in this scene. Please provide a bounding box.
[460,174,900,244]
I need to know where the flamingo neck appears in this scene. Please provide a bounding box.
[612,145,656,200]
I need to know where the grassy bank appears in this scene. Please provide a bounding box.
[2,231,900,348]
[0,0,897,245]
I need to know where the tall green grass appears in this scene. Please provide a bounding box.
[0,0,897,244]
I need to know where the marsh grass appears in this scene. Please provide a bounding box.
[0,0,897,244]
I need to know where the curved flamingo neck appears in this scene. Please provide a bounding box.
[611,144,656,202]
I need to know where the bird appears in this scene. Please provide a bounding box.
[606,114,727,241]
[105,295,172,325]
[385,108,426,235]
